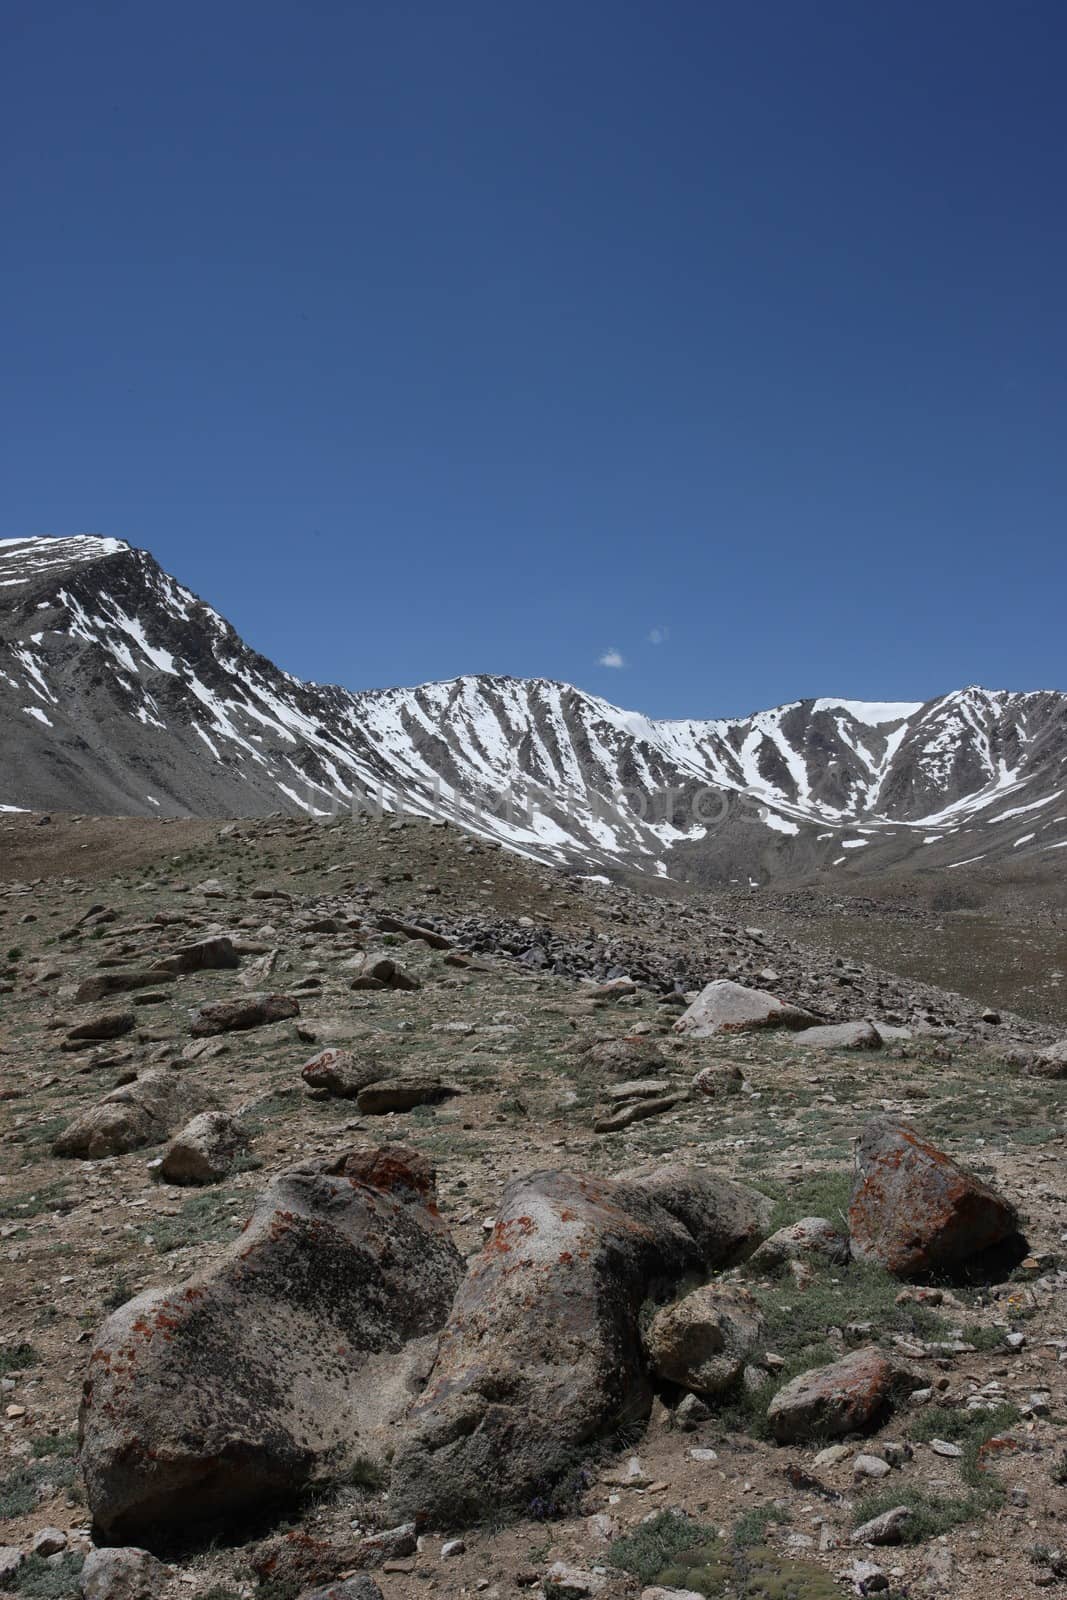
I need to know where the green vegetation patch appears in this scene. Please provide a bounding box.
[609,1511,840,1599]
[7,1555,84,1600]
[0,1340,39,1375]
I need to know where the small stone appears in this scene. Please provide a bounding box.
[851,1505,913,1546]
[440,1540,465,1558]
[929,1438,963,1457]
[853,1454,892,1480]
[0,1550,25,1584]
[688,1447,719,1462]
[814,1444,852,1468]
[32,1529,68,1558]
[543,1563,605,1598]
[845,1559,889,1593]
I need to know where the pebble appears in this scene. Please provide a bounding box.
[853,1454,892,1480]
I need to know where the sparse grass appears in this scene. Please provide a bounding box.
[759,1169,852,1234]
[0,1340,38,1375]
[853,1483,1000,1543]
[151,1188,241,1253]
[754,1257,949,1369]
[907,1400,1021,1486]
[609,1510,721,1584]
[338,1454,388,1491]
[0,1443,79,1519]
[31,1431,78,1459]
[101,1276,136,1312]
[732,1503,792,1548]
[0,1181,70,1220]
[7,1554,84,1599]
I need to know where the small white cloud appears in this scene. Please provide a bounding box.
[648,626,670,645]
[598,648,625,669]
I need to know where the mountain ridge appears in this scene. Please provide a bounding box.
[2,535,1065,884]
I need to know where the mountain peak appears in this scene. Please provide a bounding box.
[0,534,133,592]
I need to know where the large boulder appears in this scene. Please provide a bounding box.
[389,1164,769,1526]
[767,1346,920,1442]
[75,971,175,1004]
[190,993,299,1036]
[644,1283,765,1396]
[790,1021,881,1051]
[356,1077,460,1115]
[150,936,240,976]
[673,981,816,1039]
[583,1037,667,1078]
[53,1070,218,1160]
[79,1147,465,1543]
[62,1010,136,1047]
[849,1119,1022,1278]
[301,1049,384,1099]
[1027,1038,1067,1079]
[79,1547,166,1600]
[158,1111,249,1185]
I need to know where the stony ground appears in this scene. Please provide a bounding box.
[2,812,1066,1600]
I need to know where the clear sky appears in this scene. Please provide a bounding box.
[2,1,1064,718]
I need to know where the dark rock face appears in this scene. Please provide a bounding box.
[79,1147,465,1543]
[849,1119,1022,1278]
[53,1070,218,1160]
[389,1164,769,1526]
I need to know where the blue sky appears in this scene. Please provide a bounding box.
[2,1,1064,718]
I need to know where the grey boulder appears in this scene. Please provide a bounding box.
[158,1110,249,1184]
[301,1048,384,1099]
[1027,1038,1067,1079]
[79,1146,465,1542]
[53,1070,218,1160]
[790,1021,881,1051]
[389,1163,769,1525]
[644,1283,766,1396]
[79,1548,166,1600]
[746,1217,850,1275]
[673,981,816,1038]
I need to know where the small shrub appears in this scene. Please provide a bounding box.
[609,1511,719,1584]
[853,1484,999,1543]
[9,1554,84,1599]
[31,1431,78,1459]
[102,1277,135,1312]
[732,1503,792,1548]
[0,1340,38,1375]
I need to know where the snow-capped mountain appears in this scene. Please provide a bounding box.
[2,535,1065,883]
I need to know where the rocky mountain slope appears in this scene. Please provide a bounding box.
[1,810,1065,1600]
[2,535,1065,885]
